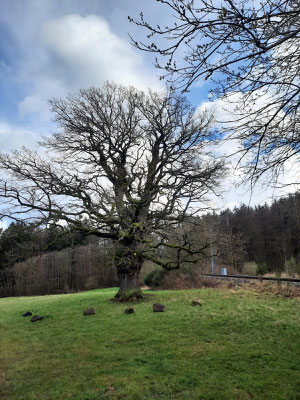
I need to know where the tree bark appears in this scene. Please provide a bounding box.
[114,266,143,301]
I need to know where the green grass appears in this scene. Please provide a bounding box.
[0,287,300,400]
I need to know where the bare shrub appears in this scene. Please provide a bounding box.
[242,262,258,276]
[285,257,300,278]
[159,270,226,290]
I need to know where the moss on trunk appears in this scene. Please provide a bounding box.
[114,287,144,302]
[113,268,143,302]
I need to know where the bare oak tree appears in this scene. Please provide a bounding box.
[0,82,224,300]
[130,0,300,186]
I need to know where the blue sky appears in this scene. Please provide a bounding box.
[0,1,210,133]
[0,0,297,228]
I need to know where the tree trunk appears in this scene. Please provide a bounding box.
[113,241,145,301]
[114,267,143,302]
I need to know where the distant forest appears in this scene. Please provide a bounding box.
[1,191,300,297]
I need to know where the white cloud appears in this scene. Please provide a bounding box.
[197,91,300,209]
[0,219,8,231]
[18,14,162,121]
[42,14,159,88]
[0,121,39,151]
[19,95,52,122]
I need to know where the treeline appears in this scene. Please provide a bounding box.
[0,224,118,297]
[1,191,300,297]
[145,193,300,287]
[0,219,245,297]
[215,192,300,275]
[12,245,118,296]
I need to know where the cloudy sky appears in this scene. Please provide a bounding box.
[0,0,297,226]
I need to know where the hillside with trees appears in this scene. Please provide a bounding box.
[1,191,300,297]
[218,192,300,275]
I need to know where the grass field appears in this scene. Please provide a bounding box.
[0,287,300,400]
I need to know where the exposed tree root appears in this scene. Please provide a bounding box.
[113,288,144,302]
